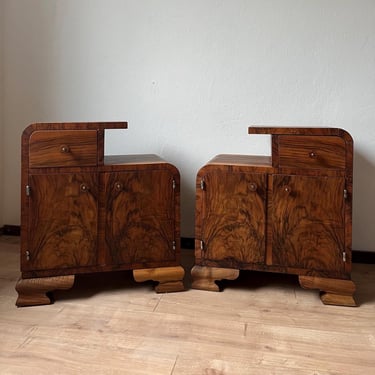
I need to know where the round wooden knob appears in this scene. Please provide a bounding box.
[249,183,257,192]
[61,145,70,153]
[284,186,291,193]
[309,151,317,158]
[80,183,89,193]
[115,182,123,191]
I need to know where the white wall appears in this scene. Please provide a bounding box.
[2,0,375,250]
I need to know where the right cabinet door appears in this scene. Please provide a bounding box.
[104,169,177,267]
[272,174,346,274]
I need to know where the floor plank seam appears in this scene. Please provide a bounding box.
[170,354,179,375]
[152,294,163,312]
[243,322,248,337]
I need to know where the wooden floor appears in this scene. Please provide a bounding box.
[1,236,375,374]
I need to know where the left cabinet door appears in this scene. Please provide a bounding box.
[197,169,267,268]
[23,173,99,272]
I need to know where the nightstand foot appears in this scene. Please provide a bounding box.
[133,266,185,293]
[299,276,357,307]
[15,275,75,307]
[191,265,240,291]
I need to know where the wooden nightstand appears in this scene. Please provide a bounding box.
[192,127,356,306]
[16,122,184,306]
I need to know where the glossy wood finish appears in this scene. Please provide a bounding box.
[29,130,98,167]
[193,127,355,306]
[133,266,185,292]
[272,174,345,274]
[278,135,346,169]
[15,275,75,307]
[24,173,98,271]
[18,122,183,306]
[191,265,240,291]
[299,276,356,307]
[104,169,177,267]
[197,169,267,267]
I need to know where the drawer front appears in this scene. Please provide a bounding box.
[278,135,346,169]
[29,130,98,167]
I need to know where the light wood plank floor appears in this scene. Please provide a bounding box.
[1,236,375,375]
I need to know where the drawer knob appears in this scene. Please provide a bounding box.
[115,182,123,191]
[284,186,291,193]
[249,182,257,192]
[61,145,70,153]
[80,183,89,193]
[309,151,317,158]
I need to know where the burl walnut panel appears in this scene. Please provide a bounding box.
[272,174,345,275]
[18,122,184,306]
[25,173,98,271]
[192,127,356,306]
[199,169,267,267]
[104,169,176,266]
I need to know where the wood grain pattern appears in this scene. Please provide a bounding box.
[198,169,267,268]
[207,154,272,168]
[299,276,356,306]
[133,266,185,292]
[248,126,350,137]
[15,275,75,307]
[194,128,354,305]
[278,135,346,169]
[272,174,345,275]
[191,265,240,291]
[24,173,98,272]
[29,130,98,167]
[104,169,177,267]
[20,123,182,305]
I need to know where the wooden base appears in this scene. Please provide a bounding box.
[191,265,240,292]
[133,266,185,293]
[299,276,357,307]
[15,275,75,307]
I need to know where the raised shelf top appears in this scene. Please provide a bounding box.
[248,126,351,139]
[23,122,128,137]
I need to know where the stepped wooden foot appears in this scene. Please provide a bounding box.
[191,265,240,292]
[299,276,357,307]
[15,275,75,307]
[133,266,185,293]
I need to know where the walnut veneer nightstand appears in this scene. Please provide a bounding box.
[192,127,356,306]
[16,122,184,306]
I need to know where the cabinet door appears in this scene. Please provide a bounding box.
[272,175,345,273]
[199,170,267,267]
[24,173,98,271]
[104,170,177,266]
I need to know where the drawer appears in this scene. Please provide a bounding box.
[278,135,346,169]
[29,130,98,167]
